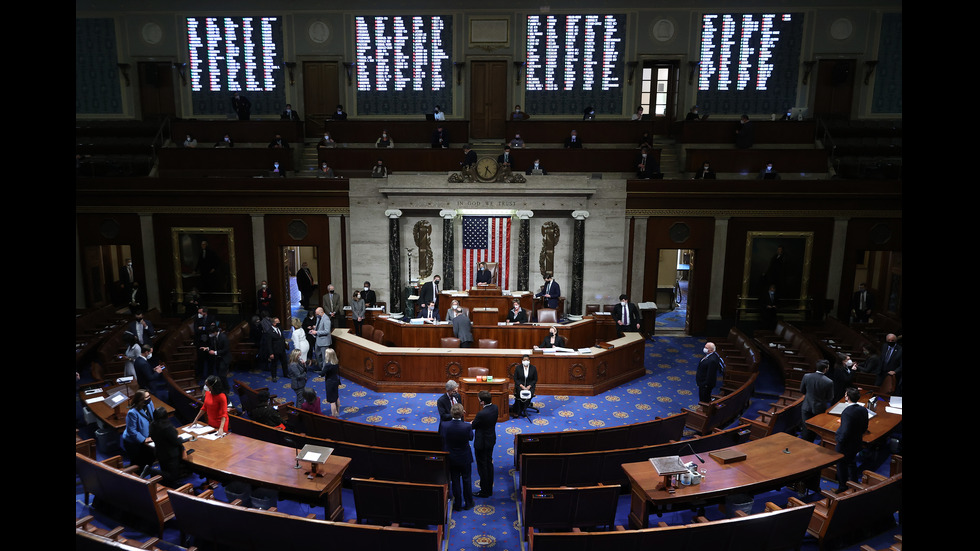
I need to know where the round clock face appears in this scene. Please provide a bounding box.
[476,157,499,181]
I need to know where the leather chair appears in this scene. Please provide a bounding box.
[467,367,489,377]
[585,304,600,315]
[604,304,619,314]
[440,337,460,348]
[478,339,499,349]
[537,308,558,324]
[361,324,375,340]
[371,330,385,346]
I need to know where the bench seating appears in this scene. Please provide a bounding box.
[287,405,443,452]
[527,502,816,551]
[351,477,448,547]
[522,484,620,539]
[682,372,758,434]
[167,485,441,551]
[738,392,804,440]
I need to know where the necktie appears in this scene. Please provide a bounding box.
[624,305,629,325]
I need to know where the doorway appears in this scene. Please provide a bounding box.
[82,245,133,308]
[281,245,320,322]
[137,62,177,121]
[469,61,508,139]
[656,248,694,334]
[303,61,341,138]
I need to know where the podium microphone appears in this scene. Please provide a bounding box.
[679,442,705,464]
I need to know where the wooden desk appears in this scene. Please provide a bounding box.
[804,391,902,447]
[182,428,351,521]
[440,290,533,322]
[621,432,841,529]
[459,377,510,422]
[376,316,599,349]
[81,385,174,430]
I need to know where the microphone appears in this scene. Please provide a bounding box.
[679,442,705,464]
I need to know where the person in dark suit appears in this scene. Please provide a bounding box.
[280,104,300,121]
[635,146,659,179]
[525,159,548,175]
[332,105,347,120]
[361,281,377,307]
[461,144,477,168]
[452,309,474,347]
[296,262,315,309]
[799,359,834,441]
[876,334,902,394]
[695,342,722,403]
[535,274,560,309]
[231,92,251,120]
[856,344,881,375]
[261,316,289,382]
[148,406,188,488]
[442,403,475,511]
[612,294,641,336]
[256,280,274,315]
[506,299,528,324]
[417,301,439,321]
[431,126,450,149]
[437,380,461,425]
[582,106,595,120]
[472,390,498,497]
[563,130,583,148]
[513,354,538,417]
[419,275,441,309]
[497,146,514,170]
[118,257,136,300]
[321,284,344,329]
[268,134,290,149]
[760,284,779,330]
[539,326,566,349]
[735,114,753,148]
[835,387,869,492]
[850,283,875,323]
[685,105,703,121]
[757,162,781,180]
[133,346,167,399]
[126,310,156,348]
[475,262,492,285]
[693,161,716,179]
[203,323,231,391]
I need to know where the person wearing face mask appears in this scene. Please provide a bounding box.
[876,333,902,394]
[612,294,641,337]
[134,346,168,401]
[127,309,156,348]
[506,299,528,324]
[510,105,529,121]
[475,262,492,285]
[361,281,377,307]
[757,161,781,180]
[317,162,335,178]
[512,354,538,417]
[799,359,833,442]
[451,305,474,348]
[312,307,333,371]
[693,161,716,179]
[417,300,439,322]
[118,257,136,299]
[268,133,290,149]
[371,159,388,178]
[432,105,445,121]
[202,324,231,392]
[445,299,463,321]
[213,133,234,148]
[539,325,566,349]
[375,130,394,148]
[332,104,347,120]
[232,91,251,120]
[350,291,366,337]
[695,342,722,404]
[322,284,344,328]
[317,132,335,148]
[121,389,156,472]
[535,274,560,309]
[192,375,229,437]
[510,133,525,149]
[419,275,442,311]
[183,134,198,148]
[525,158,547,175]
[256,280,274,315]
[280,103,300,121]
[271,160,285,177]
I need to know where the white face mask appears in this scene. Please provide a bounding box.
[146,353,153,360]
[522,360,529,367]
[702,348,709,354]
[364,286,370,291]
[845,359,853,367]
[203,385,210,393]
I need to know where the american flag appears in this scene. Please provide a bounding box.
[462,216,511,290]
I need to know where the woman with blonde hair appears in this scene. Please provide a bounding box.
[287,348,307,402]
[290,316,310,365]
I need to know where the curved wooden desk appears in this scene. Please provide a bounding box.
[333,328,645,396]
[376,316,601,349]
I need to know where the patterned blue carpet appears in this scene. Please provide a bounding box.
[76,334,899,550]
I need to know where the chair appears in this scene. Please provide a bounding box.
[371,330,385,346]
[467,367,489,377]
[537,308,558,323]
[360,324,375,340]
[603,304,619,313]
[585,304,600,315]
[485,262,498,285]
[440,337,460,348]
[478,339,499,349]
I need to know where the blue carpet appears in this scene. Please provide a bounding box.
[76,335,900,550]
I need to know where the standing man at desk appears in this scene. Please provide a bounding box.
[472,390,498,498]
[280,104,300,121]
[322,284,344,329]
[296,262,315,310]
[835,387,869,492]
[476,262,492,285]
[800,359,834,442]
[419,275,441,310]
[613,294,641,336]
[452,307,474,348]
[850,283,875,323]
[695,342,722,403]
[443,403,475,512]
[507,299,528,324]
[535,274,560,309]
[232,92,251,120]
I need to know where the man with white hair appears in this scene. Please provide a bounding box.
[437,380,460,425]
[696,342,722,403]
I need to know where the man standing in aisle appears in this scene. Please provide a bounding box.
[472,390,498,497]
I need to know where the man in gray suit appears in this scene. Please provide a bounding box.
[799,359,834,441]
[451,308,474,348]
[322,284,345,328]
[311,306,332,369]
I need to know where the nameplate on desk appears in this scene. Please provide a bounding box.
[408,295,420,300]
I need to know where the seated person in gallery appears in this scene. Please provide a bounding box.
[268,134,290,149]
[375,130,394,148]
[511,105,529,120]
[214,133,234,148]
[563,130,583,148]
[371,159,388,178]
[317,132,335,148]
[431,126,450,149]
[333,105,348,120]
[693,161,716,179]
[280,103,300,120]
[183,134,198,148]
[317,162,335,178]
[757,162,781,180]
[510,133,525,149]
[538,325,566,348]
[525,159,547,175]
[417,301,439,322]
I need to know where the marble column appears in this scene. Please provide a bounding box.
[440,209,456,288]
[385,209,402,313]
[571,210,589,316]
[516,210,533,291]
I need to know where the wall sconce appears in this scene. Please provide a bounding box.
[513,61,526,85]
[626,61,638,85]
[454,61,465,86]
[173,62,187,86]
[687,61,698,85]
[342,62,354,86]
[864,60,878,85]
[801,61,815,85]
[285,62,296,85]
[117,63,131,87]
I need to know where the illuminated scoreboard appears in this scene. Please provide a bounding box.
[186,16,285,116]
[525,14,624,116]
[355,15,453,115]
[696,13,804,114]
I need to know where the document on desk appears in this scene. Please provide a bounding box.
[302,449,333,462]
[84,395,106,404]
[183,424,216,436]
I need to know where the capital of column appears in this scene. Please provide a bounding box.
[385,209,403,219]
[571,210,590,220]
[515,210,534,220]
[440,209,456,220]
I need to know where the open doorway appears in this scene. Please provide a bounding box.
[655,248,694,334]
[82,244,132,308]
[282,246,320,322]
